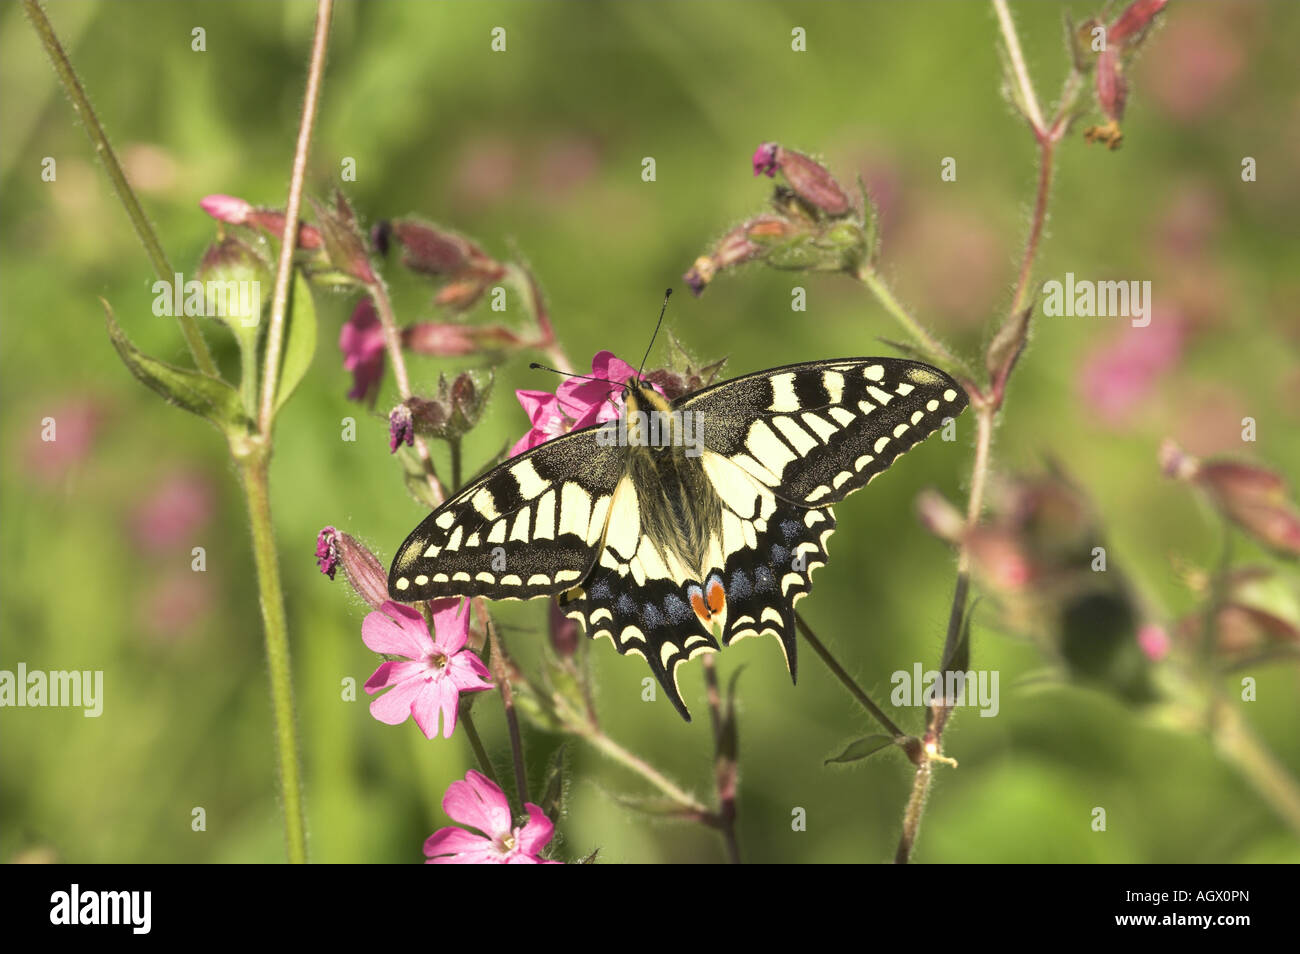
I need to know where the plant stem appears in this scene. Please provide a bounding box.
[578,724,711,817]
[795,613,907,739]
[238,451,307,864]
[894,5,1059,863]
[258,0,333,433]
[24,0,217,377]
[1211,698,1300,837]
[992,0,1046,136]
[854,266,969,378]
[475,602,529,811]
[460,711,501,787]
[702,654,741,864]
[368,279,447,504]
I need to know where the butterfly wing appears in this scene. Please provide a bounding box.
[662,358,967,695]
[677,357,968,507]
[559,473,722,720]
[388,428,626,602]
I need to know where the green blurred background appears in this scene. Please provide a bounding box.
[2,0,1298,863]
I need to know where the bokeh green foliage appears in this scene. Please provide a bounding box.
[2,0,1298,863]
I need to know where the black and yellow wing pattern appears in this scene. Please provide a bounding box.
[389,357,967,719]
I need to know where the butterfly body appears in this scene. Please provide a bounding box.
[389,357,968,719]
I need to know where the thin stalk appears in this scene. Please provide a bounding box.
[992,0,1046,135]
[368,278,446,504]
[796,613,907,739]
[460,711,501,788]
[854,266,970,378]
[238,453,307,864]
[24,0,216,376]
[577,724,711,817]
[258,0,333,433]
[475,603,529,811]
[702,654,740,864]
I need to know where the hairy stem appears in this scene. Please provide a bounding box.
[238,452,307,863]
[368,279,447,504]
[796,613,907,739]
[895,4,1058,862]
[460,711,501,788]
[702,655,741,863]
[24,0,217,376]
[258,0,333,433]
[993,0,1046,135]
[475,603,529,811]
[854,266,970,378]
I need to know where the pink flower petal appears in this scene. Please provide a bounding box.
[436,678,460,739]
[516,803,555,856]
[447,654,493,692]
[409,681,445,740]
[361,602,434,658]
[364,660,427,693]
[424,826,493,860]
[367,676,427,726]
[443,771,512,838]
[430,598,470,654]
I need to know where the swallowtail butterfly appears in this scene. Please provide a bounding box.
[389,358,967,719]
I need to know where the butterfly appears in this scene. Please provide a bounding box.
[388,357,968,720]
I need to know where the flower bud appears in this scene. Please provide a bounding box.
[1108,0,1168,48]
[310,194,376,284]
[316,526,388,609]
[388,404,414,453]
[549,597,580,657]
[1162,441,1300,557]
[751,143,850,217]
[200,194,253,225]
[915,489,966,543]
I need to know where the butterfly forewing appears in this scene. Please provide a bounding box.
[678,357,967,507]
[388,429,624,602]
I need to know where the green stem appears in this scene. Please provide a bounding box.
[854,266,972,379]
[238,452,307,864]
[578,724,711,816]
[795,613,907,739]
[460,711,500,787]
[24,0,217,376]
[258,0,333,433]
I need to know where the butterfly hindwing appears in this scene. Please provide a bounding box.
[677,357,967,507]
[388,428,625,602]
[559,476,721,720]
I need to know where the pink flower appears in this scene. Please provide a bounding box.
[1137,624,1171,662]
[508,351,659,456]
[199,193,253,225]
[1078,312,1184,425]
[340,297,385,403]
[363,600,492,740]
[423,771,559,864]
[130,471,214,553]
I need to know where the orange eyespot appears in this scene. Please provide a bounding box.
[689,588,710,621]
[706,577,726,615]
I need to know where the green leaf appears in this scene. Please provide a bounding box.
[824,734,898,766]
[103,299,245,432]
[539,743,569,824]
[274,271,318,414]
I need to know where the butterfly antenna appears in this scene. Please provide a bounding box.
[528,363,617,388]
[636,288,672,383]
